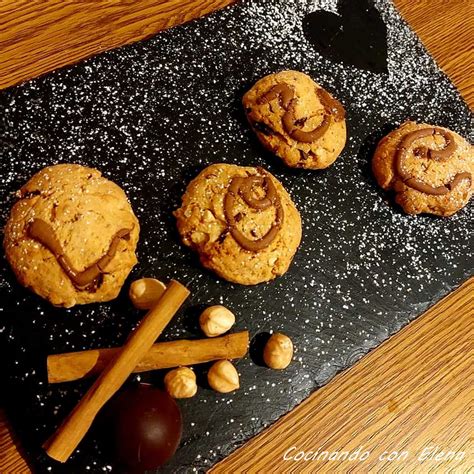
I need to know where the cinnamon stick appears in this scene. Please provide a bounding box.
[44,279,190,463]
[47,331,250,383]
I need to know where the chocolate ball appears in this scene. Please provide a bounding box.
[111,384,182,471]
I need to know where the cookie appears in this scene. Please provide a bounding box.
[4,164,140,307]
[372,121,473,216]
[243,70,347,169]
[174,164,302,285]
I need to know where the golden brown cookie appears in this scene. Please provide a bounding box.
[372,121,473,216]
[4,164,140,307]
[174,164,302,285]
[243,70,347,169]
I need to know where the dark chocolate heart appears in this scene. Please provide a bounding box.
[303,0,388,73]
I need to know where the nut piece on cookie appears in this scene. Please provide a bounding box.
[3,164,140,307]
[173,163,302,285]
[372,121,473,216]
[243,70,347,169]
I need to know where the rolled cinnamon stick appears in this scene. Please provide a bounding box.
[44,279,190,463]
[47,331,250,383]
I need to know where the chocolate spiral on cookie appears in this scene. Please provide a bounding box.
[28,218,131,290]
[396,128,471,195]
[224,173,283,251]
[257,84,345,143]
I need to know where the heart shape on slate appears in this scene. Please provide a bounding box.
[303,0,388,73]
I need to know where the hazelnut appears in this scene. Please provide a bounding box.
[202,210,215,222]
[199,305,235,337]
[129,278,167,310]
[268,255,278,266]
[183,207,193,218]
[190,231,208,245]
[207,360,239,393]
[164,367,197,399]
[263,333,294,369]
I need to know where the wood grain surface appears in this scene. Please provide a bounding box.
[0,0,473,472]
[213,278,474,473]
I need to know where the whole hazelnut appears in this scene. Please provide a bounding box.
[199,305,235,337]
[263,333,294,369]
[207,360,239,393]
[129,278,167,310]
[164,367,197,399]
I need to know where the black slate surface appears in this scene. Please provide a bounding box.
[0,0,473,472]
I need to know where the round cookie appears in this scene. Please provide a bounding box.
[4,164,140,307]
[372,121,473,216]
[174,164,302,285]
[243,70,346,169]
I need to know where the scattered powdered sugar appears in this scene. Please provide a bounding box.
[0,0,472,472]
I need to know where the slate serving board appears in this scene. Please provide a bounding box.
[0,0,472,472]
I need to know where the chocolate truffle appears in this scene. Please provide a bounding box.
[111,384,182,471]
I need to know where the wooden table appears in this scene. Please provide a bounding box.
[0,1,472,472]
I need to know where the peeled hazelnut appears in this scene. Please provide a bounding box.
[202,210,215,222]
[263,333,294,369]
[164,367,197,399]
[207,360,239,393]
[199,305,235,337]
[268,255,278,266]
[129,278,166,310]
[190,231,208,245]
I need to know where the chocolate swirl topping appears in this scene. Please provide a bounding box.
[396,127,471,195]
[257,83,345,143]
[223,173,283,251]
[27,218,131,290]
